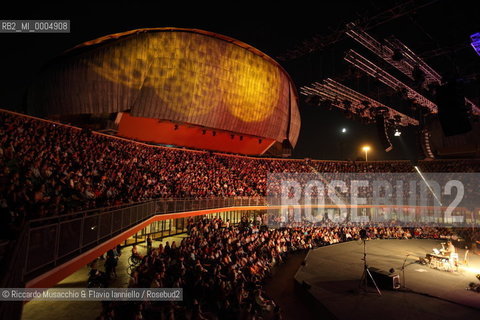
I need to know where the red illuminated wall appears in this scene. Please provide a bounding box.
[118,113,275,155]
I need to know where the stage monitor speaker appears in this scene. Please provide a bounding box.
[436,81,472,136]
[375,115,393,152]
[368,267,400,290]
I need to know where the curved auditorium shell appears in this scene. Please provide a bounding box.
[28,28,300,155]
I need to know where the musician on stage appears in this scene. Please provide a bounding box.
[447,241,456,255]
[446,241,458,269]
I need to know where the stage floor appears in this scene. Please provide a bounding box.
[295,239,480,320]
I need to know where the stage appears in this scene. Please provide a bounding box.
[294,239,480,320]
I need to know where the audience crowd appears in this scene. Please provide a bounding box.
[1,111,478,319]
[1,110,479,232]
[95,217,459,320]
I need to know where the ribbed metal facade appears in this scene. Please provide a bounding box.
[27,28,300,146]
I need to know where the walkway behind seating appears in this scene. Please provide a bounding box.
[22,235,187,320]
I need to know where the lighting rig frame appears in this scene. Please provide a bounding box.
[345,24,480,116]
[471,32,480,56]
[301,78,419,126]
[344,49,437,113]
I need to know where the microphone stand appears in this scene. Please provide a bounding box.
[400,254,410,290]
[359,238,382,296]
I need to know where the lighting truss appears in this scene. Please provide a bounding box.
[346,23,418,83]
[345,25,480,116]
[383,36,442,86]
[471,32,480,56]
[346,23,442,88]
[301,78,419,126]
[465,98,480,116]
[344,49,437,113]
[276,0,439,61]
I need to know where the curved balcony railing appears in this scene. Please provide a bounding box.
[2,197,266,289]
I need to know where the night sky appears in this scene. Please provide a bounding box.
[1,1,478,161]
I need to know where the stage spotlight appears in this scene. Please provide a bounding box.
[394,128,401,137]
[341,127,347,133]
[360,100,371,112]
[320,100,333,111]
[413,65,425,85]
[392,49,404,61]
[343,100,352,112]
[304,95,313,105]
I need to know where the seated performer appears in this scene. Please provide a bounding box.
[447,241,456,255]
[440,242,447,255]
[447,241,458,269]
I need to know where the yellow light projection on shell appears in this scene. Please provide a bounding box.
[88,36,167,89]
[219,45,281,122]
[87,31,282,121]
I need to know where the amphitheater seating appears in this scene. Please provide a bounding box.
[2,110,480,319]
[1,110,480,226]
